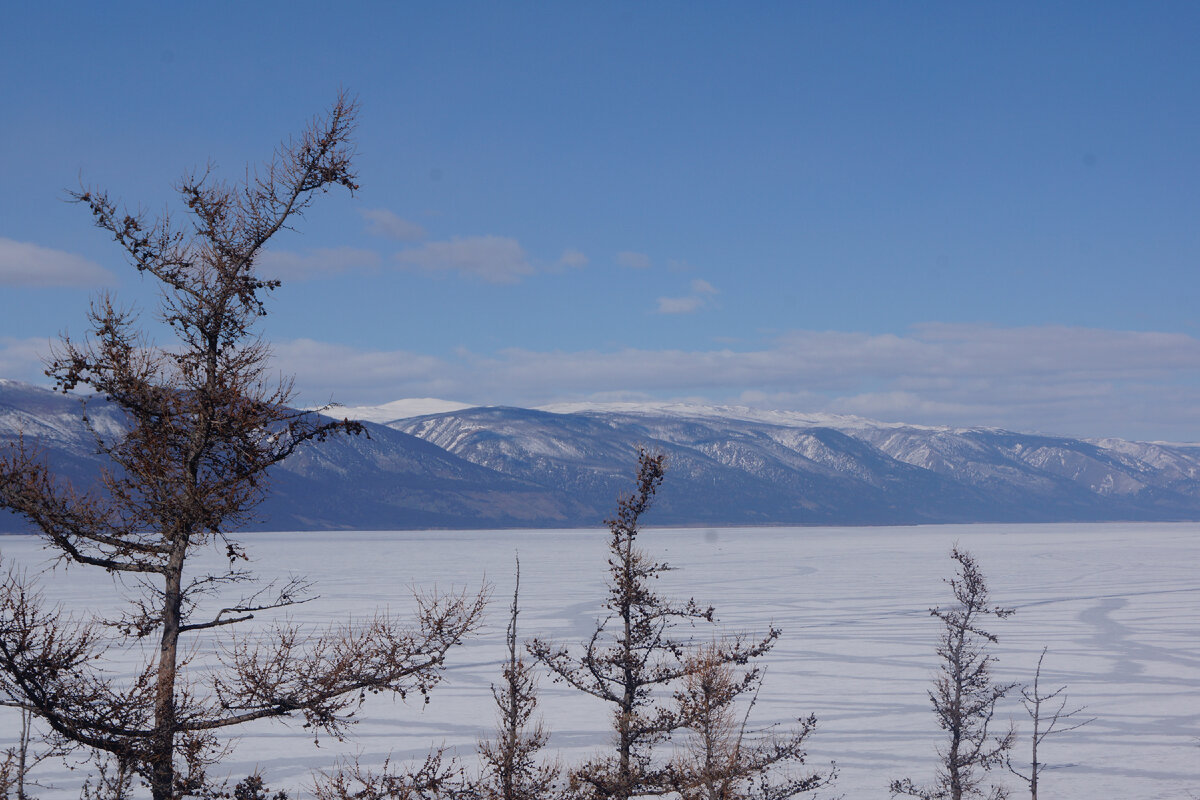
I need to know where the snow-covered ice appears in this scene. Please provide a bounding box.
[0,523,1196,798]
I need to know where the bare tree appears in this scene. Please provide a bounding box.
[477,557,567,800]
[0,703,71,800]
[229,773,288,800]
[311,753,477,800]
[79,752,137,800]
[0,95,485,800]
[670,643,832,800]
[892,546,1015,800]
[530,450,778,800]
[1005,648,1093,800]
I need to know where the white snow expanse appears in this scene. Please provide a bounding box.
[0,523,1196,798]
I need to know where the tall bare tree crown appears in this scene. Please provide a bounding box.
[0,95,484,800]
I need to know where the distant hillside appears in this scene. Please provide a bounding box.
[4,380,1200,531]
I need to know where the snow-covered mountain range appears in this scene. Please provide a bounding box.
[4,380,1200,530]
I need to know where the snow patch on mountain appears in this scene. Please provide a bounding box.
[535,401,910,429]
[319,398,473,424]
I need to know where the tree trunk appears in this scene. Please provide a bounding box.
[150,541,186,800]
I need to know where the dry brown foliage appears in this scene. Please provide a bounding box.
[670,644,832,800]
[311,753,476,800]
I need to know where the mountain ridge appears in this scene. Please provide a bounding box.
[4,380,1200,530]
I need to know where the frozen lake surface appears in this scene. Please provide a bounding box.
[1,523,1197,798]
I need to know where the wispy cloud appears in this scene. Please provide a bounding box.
[558,249,589,269]
[273,339,457,405]
[616,251,652,269]
[257,247,381,281]
[656,296,705,314]
[0,337,50,382]
[657,278,719,314]
[394,236,535,284]
[360,208,427,241]
[272,324,1200,441]
[0,238,115,288]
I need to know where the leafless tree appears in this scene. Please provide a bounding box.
[477,557,568,800]
[1005,648,1093,800]
[669,643,833,800]
[0,95,485,800]
[530,450,779,800]
[79,753,137,800]
[228,773,288,800]
[892,546,1015,800]
[0,697,72,800]
[311,753,477,800]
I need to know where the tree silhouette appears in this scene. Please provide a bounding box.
[477,557,568,800]
[892,546,1015,800]
[0,95,484,800]
[530,450,780,800]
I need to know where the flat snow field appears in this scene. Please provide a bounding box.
[1,523,1197,799]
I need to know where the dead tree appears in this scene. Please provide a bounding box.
[670,643,832,800]
[0,707,49,800]
[477,557,566,800]
[530,450,779,800]
[1005,648,1093,800]
[0,95,485,800]
[891,546,1015,800]
[0,703,69,800]
[311,753,477,800]
[79,754,137,800]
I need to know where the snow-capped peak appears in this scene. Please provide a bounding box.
[318,398,474,425]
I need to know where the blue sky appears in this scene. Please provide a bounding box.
[2,3,1198,440]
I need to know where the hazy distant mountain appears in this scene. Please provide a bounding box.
[4,380,1200,531]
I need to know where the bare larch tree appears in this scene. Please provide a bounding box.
[0,703,67,800]
[1005,647,1092,800]
[670,643,832,800]
[892,546,1015,800]
[672,642,830,800]
[477,557,567,800]
[311,751,477,800]
[0,95,484,800]
[530,450,778,800]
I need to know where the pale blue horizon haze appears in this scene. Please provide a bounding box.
[2,3,1199,441]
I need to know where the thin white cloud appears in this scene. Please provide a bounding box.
[656,278,719,314]
[394,236,534,284]
[273,338,457,406]
[656,296,705,314]
[0,337,51,382]
[360,209,427,241]
[558,249,589,269]
[272,324,1200,441]
[0,238,115,288]
[616,251,652,269]
[257,248,381,281]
